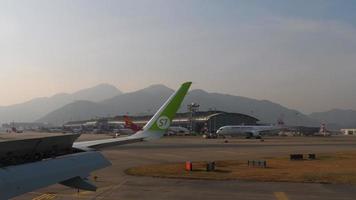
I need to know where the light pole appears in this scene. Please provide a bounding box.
[187,103,200,133]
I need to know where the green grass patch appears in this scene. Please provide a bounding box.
[125,151,356,184]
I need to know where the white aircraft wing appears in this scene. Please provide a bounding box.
[0,82,192,200]
[73,136,144,151]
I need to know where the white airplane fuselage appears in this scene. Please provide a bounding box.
[216,125,282,138]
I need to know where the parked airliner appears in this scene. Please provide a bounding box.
[216,122,285,139]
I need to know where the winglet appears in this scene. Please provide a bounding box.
[73,82,192,150]
[130,82,192,140]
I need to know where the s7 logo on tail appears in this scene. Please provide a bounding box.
[157,116,170,129]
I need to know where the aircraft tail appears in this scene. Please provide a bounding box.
[123,115,142,132]
[130,82,192,141]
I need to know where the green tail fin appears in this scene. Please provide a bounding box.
[131,82,192,140]
[145,82,192,132]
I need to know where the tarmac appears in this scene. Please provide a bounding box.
[9,134,356,200]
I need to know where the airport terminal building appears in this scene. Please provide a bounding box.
[64,111,259,133]
[341,129,356,135]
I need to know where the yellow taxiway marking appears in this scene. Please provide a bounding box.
[94,179,127,200]
[274,192,289,200]
[29,180,127,199]
[72,179,128,199]
[32,193,56,200]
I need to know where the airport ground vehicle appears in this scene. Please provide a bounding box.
[166,126,190,136]
[202,133,218,139]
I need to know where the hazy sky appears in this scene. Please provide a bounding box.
[1,0,356,113]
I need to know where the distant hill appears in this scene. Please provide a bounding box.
[0,84,122,123]
[36,101,110,125]
[38,84,319,126]
[38,84,174,125]
[100,84,175,115]
[309,109,356,129]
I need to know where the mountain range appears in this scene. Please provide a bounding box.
[1,83,355,129]
[309,109,356,129]
[0,84,121,124]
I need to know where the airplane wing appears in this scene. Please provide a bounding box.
[73,136,144,151]
[73,81,192,151]
[0,82,192,200]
